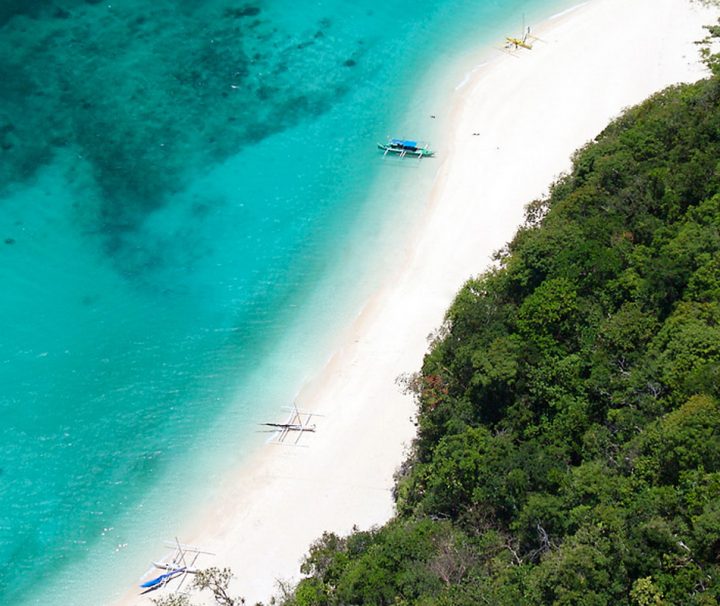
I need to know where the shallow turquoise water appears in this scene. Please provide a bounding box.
[0,0,568,603]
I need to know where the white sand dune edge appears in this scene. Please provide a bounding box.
[120,0,718,603]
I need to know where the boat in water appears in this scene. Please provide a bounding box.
[377,138,434,158]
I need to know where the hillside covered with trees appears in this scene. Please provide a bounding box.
[281,37,720,606]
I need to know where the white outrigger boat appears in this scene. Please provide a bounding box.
[261,402,319,446]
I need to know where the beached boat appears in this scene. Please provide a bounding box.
[378,138,435,158]
[139,539,213,594]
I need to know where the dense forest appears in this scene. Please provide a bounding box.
[279,32,720,606]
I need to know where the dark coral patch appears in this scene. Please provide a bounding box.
[224,6,261,19]
[0,1,361,275]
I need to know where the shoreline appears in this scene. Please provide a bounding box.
[119,0,718,603]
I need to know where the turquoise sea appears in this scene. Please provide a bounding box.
[0,1,570,603]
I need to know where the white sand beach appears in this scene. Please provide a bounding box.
[121,0,718,603]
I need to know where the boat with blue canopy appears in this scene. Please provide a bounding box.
[377,138,434,158]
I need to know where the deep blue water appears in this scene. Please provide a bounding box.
[0,0,568,603]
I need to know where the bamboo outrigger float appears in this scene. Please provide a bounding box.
[378,138,435,159]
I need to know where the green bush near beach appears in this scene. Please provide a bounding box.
[282,35,720,606]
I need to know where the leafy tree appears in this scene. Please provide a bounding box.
[152,567,245,606]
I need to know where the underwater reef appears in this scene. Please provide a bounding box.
[0,1,366,266]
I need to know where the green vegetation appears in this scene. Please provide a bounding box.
[280,35,720,606]
[151,567,244,606]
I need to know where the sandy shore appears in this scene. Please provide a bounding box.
[121,0,717,603]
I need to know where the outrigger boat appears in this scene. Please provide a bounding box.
[503,15,539,53]
[139,538,214,595]
[378,138,434,159]
[260,403,320,446]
